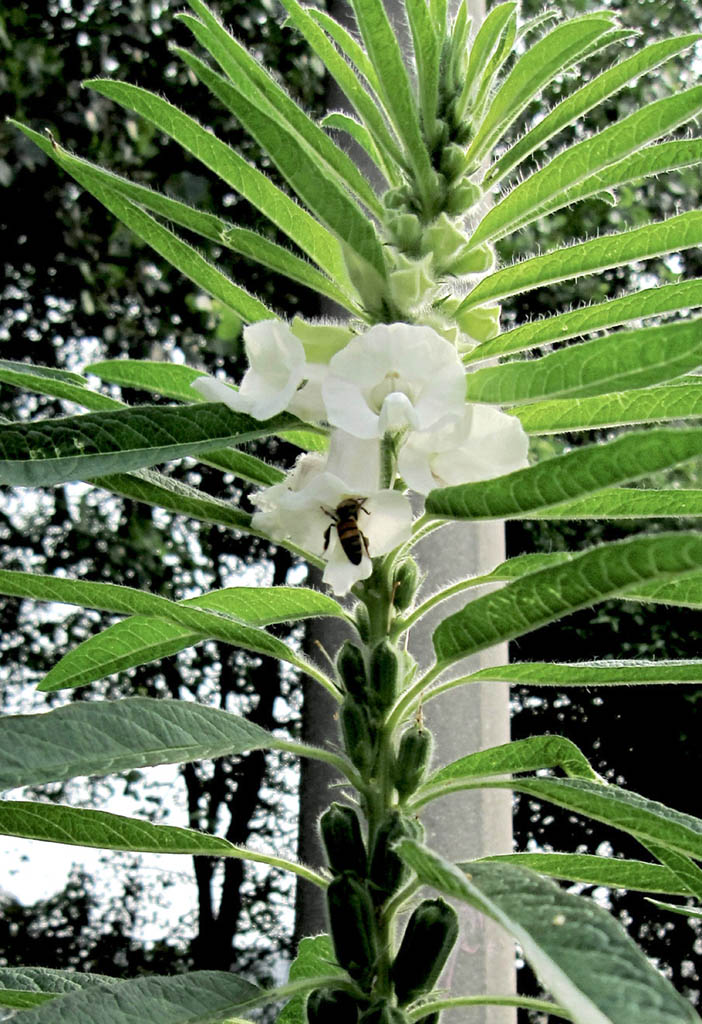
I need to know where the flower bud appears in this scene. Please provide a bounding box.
[320,803,367,877]
[369,640,399,718]
[391,898,459,1005]
[439,143,469,183]
[386,213,422,252]
[327,872,378,987]
[419,213,466,270]
[387,253,437,315]
[393,723,433,799]
[355,603,371,644]
[448,242,495,276]
[383,185,413,211]
[455,303,501,343]
[341,696,375,777]
[342,245,390,320]
[307,988,360,1024]
[453,120,474,147]
[445,181,481,216]
[368,811,414,904]
[393,558,420,611]
[337,641,368,701]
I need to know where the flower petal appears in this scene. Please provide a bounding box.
[322,373,380,438]
[239,320,307,420]
[323,534,373,594]
[191,375,247,411]
[364,491,413,555]
[326,431,380,493]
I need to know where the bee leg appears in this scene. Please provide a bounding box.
[323,523,333,553]
[361,531,371,558]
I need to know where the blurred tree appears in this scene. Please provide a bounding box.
[0,0,323,981]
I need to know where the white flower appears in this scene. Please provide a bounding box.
[322,323,467,439]
[192,320,331,424]
[251,432,412,594]
[398,404,529,494]
[192,320,306,420]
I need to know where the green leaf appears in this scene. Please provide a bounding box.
[178,3,384,218]
[646,899,702,919]
[85,360,315,479]
[0,696,275,790]
[404,0,440,137]
[86,358,328,453]
[505,778,702,863]
[12,971,341,1024]
[465,320,702,405]
[95,468,256,528]
[432,532,702,667]
[427,735,601,789]
[469,8,517,128]
[273,0,404,181]
[456,3,516,120]
[322,113,390,176]
[468,279,702,363]
[397,843,700,1024]
[0,800,327,888]
[0,360,123,412]
[528,489,702,521]
[346,0,435,207]
[10,971,261,1024]
[152,51,386,279]
[644,843,702,903]
[39,130,274,324]
[86,360,206,402]
[307,8,382,97]
[276,935,342,1024]
[471,86,702,246]
[13,123,354,310]
[0,402,295,487]
[0,992,54,1009]
[515,382,702,434]
[0,968,121,1011]
[623,571,702,610]
[0,569,329,687]
[38,585,343,692]
[464,660,702,687]
[475,853,689,896]
[484,33,702,187]
[465,17,614,169]
[425,427,702,521]
[54,90,349,285]
[540,139,702,225]
[459,211,702,313]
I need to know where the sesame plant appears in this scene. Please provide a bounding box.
[3,0,702,1020]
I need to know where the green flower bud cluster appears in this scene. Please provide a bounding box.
[317,803,433,1016]
[392,898,459,1005]
[308,632,449,1021]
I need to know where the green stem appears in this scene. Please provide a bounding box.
[294,654,343,700]
[380,431,397,490]
[406,995,573,1021]
[394,576,476,634]
[220,846,329,890]
[273,737,363,789]
[386,661,445,732]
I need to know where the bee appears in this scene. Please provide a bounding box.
[322,497,371,565]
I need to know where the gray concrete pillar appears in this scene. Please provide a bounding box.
[410,519,516,1024]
